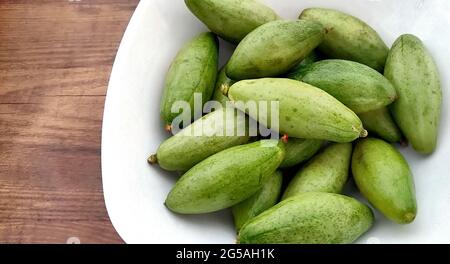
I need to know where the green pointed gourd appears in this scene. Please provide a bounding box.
[212,65,235,106]
[279,138,323,168]
[352,138,417,224]
[232,171,283,232]
[227,20,325,80]
[184,0,279,44]
[238,192,374,244]
[150,108,250,171]
[160,32,218,127]
[385,34,442,154]
[299,8,388,72]
[282,143,352,200]
[358,107,402,143]
[165,140,285,214]
[289,59,397,113]
[227,78,367,143]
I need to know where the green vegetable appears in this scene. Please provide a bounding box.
[358,107,402,143]
[150,107,250,171]
[385,34,442,154]
[165,140,285,214]
[238,192,374,244]
[160,32,218,128]
[352,138,417,224]
[227,78,367,143]
[282,143,351,200]
[299,8,388,71]
[185,0,279,43]
[289,59,397,113]
[279,138,323,168]
[232,171,283,231]
[227,20,324,80]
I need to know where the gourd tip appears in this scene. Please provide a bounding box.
[165,124,172,133]
[220,84,230,96]
[148,154,158,165]
[404,212,416,223]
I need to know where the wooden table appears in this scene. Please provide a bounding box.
[0,0,139,243]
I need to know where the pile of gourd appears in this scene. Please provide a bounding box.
[149,0,442,244]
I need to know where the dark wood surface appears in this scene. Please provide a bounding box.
[0,0,139,243]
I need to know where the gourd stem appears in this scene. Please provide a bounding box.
[148,154,158,165]
[360,129,368,138]
[165,124,172,133]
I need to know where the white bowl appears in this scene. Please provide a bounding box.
[102,0,450,244]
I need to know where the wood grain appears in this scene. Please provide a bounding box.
[0,0,139,243]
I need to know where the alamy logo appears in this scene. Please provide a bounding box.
[169,93,280,140]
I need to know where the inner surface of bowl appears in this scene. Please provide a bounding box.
[102,0,450,244]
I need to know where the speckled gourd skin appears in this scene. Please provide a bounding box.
[227,20,325,80]
[160,32,218,126]
[212,65,235,106]
[352,138,417,224]
[279,138,323,168]
[228,78,365,143]
[358,107,402,143]
[155,108,250,172]
[290,59,397,113]
[282,143,352,200]
[232,171,283,232]
[299,8,388,72]
[385,34,442,154]
[184,0,279,43]
[165,140,285,214]
[238,192,374,244]
[285,50,322,79]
